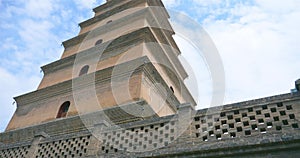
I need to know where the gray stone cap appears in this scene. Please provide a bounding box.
[296,79,300,90]
[0,142,32,150]
[34,131,50,139]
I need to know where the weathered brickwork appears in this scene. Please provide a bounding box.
[1,93,300,157]
[194,100,299,142]
[36,135,91,158]
[100,120,178,153]
[0,145,30,158]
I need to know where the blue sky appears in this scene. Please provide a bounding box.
[1,0,300,132]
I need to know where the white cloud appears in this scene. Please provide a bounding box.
[25,0,55,19]
[200,1,300,103]
[255,0,300,13]
[162,0,182,8]
[193,0,222,6]
[74,0,98,10]
[19,19,55,48]
[0,0,71,132]
[4,18,63,75]
[1,38,18,51]
[0,68,17,132]
[0,67,40,132]
[0,0,100,132]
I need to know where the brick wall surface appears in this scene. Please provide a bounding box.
[1,92,300,157]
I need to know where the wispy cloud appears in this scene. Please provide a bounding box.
[0,67,41,131]
[197,0,300,103]
[162,0,182,8]
[0,0,104,132]
[74,0,98,10]
[25,0,55,19]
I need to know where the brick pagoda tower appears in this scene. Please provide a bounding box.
[5,0,195,132]
[1,0,300,157]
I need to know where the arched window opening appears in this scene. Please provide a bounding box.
[170,86,174,93]
[57,101,70,118]
[106,20,113,24]
[95,39,103,46]
[79,65,89,76]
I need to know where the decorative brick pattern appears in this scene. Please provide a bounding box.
[0,145,30,158]
[35,136,91,158]
[101,121,177,153]
[194,102,299,142]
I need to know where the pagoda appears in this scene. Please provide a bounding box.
[0,0,299,157]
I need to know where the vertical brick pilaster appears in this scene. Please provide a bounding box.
[86,121,110,157]
[177,103,195,130]
[176,103,195,145]
[25,132,49,158]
